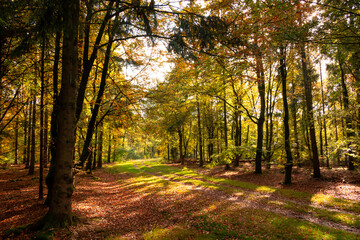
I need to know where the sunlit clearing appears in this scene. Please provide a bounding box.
[256,186,276,193]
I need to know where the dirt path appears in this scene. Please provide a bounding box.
[134,162,360,234]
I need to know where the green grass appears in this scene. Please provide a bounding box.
[139,160,360,215]
[269,200,360,228]
[142,205,359,240]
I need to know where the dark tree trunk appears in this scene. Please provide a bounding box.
[97,124,103,168]
[254,47,265,174]
[29,96,36,176]
[39,0,79,228]
[178,129,184,165]
[25,101,32,169]
[197,99,203,167]
[44,107,49,168]
[76,0,115,122]
[14,117,18,164]
[339,53,355,170]
[280,46,293,185]
[223,83,230,170]
[22,107,28,164]
[233,107,241,167]
[45,14,61,206]
[39,37,45,199]
[92,127,98,169]
[300,43,320,178]
[78,37,113,167]
[107,133,111,163]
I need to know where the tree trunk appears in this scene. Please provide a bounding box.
[107,133,111,163]
[223,82,230,170]
[39,37,45,199]
[197,99,203,167]
[29,96,36,175]
[300,43,320,178]
[39,0,79,228]
[14,117,18,164]
[178,129,184,165]
[22,107,28,164]
[92,127,98,169]
[233,106,241,167]
[338,52,355,170]
[97,124,103,168]
[78,37,113,167]
[25,101,32,169]
[44,14,61,206]
[291,80,300,162]
[254,47,265,174]
[280,46,293,185]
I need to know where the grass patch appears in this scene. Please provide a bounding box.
[141,160,360,215]
[270,200,360,228]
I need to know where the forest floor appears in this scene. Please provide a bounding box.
[0,160,359,239]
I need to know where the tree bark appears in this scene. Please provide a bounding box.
[254,47,265,174]
[97,124,103,168]
[280,46,293,185]
[40,0,79,228]
[45,13,62,206]
[197,98,203,167]
[338,52,355,170]
[29,96,36,175]
[223,82,230,170]
[178,129,184,165]
[78,36,113,167]
[300,43,320,178]
[14,117,18,164]
[39,37,45,199]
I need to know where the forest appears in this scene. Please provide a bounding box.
[0,0,359,239]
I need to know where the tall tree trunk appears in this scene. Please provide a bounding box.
[280,46,293,185]
[338,53,355,170]
[233,106,241,167]
[26,101,32,169]
[223,82,230,170]
[178,129,184,165]
[197,98,203,167]
[97,123,103,168]
[320,62,329,168]
[78,37,114,167]
[291,80,300,162]
[254,47,265,174]
[40,0,79,227]
[39,37,45,199]
[29,96,36,175]
[14,117,18,164]
[76,0,115,122]
[300,43,320,178]
[45,14,61,206]
[107,133,111,163]
[44,107,49,168]
[92,127,98,170]
[22,107,28,164]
